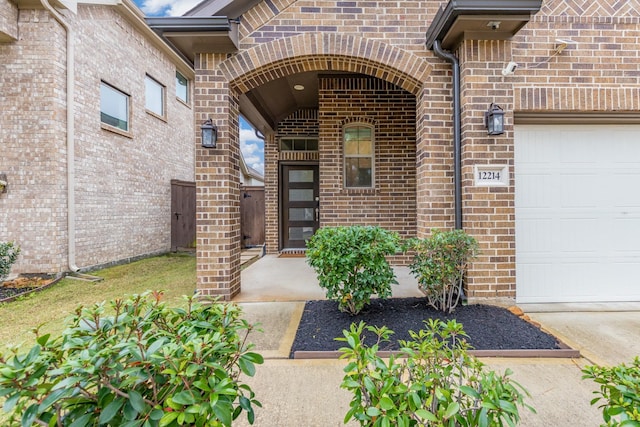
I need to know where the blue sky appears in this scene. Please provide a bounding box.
[134,0,265,174]
[134,0,200,17]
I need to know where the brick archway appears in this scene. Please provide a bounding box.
[196,34,437,300]
[218,32,432,96]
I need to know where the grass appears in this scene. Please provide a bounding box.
[0,252,196,353]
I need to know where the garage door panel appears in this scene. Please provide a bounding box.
[515,218,554,252]
[560,174,598,208]
[515,174,554,208]
[515,124,640,303]
[558,218,599,253]
[612,174,640,207]
[612,218,640,253]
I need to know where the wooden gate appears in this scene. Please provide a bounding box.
[241,186,265,247]
[170,180,196,251]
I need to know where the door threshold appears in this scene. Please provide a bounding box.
[278,248,307,258]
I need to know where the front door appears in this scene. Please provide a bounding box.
[281,164,319,249]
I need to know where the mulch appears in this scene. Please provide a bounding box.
[0,276,56,303]
[290,297,561,358]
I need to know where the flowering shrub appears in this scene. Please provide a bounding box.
[0,291,263,426]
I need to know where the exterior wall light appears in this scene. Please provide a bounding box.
[201,118,218,148]
[484,103,505,136]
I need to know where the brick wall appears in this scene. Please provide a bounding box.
[0,0,17,42]
[196,0,640,300]
[72,5,194,269]
[454,0,640,299]
[262,78,417,261]
[318,76,416,250]
[194,53,242,299]
[0,5,194,275]
[0,10,69,274]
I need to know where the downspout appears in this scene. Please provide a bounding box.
[432,40,462,230]
[40,0,79,271]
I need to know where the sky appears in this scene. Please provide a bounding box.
[134,0,201,16]
[134,0,266,175]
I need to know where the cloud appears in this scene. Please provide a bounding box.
[239,127,265,175]
[137,0,201,16]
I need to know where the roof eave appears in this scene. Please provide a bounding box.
[146,16,239,64]
[425,0,543,51]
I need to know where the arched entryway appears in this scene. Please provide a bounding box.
[195,33,454,299]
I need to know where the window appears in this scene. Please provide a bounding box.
[100,82,129,132]
[280,137,318,151]
[344,124,374,188]
[176,71,189,103]
[145,75,165,117]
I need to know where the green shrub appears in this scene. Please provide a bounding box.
[582,357,640,426]
[0,291,263,426]
[0,242,21,282]
[408,229,480,313]
[338,320,534,427]
[306,226,401,315]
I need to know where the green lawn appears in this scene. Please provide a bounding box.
[0,253,196,353]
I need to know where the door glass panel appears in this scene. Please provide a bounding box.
[289,227,315,240]
[289,170,314,183]
[289,189,314,201]
[290,208,315,221]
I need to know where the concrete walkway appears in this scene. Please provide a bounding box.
[232,256,640,427]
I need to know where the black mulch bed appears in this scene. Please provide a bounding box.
[0,286,40,301]
[290,298,561,358]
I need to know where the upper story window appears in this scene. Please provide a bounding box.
[176,71,189,104]
[145,74,165,118]
[344,124,374,188]
[100,81,129,132]
[280,137,318,151]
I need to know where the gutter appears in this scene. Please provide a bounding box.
[40,0,80,271]
[432,40,463,230]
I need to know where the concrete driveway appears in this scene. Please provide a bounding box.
[233,256,640,427]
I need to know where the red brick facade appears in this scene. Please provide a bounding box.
[193,0,640,300]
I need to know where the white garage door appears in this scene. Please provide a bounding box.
[515,124,640,303]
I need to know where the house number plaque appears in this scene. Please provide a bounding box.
[474,165,509,187]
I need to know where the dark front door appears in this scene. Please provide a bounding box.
[281,164,319,249]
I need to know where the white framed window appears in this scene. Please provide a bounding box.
[176,71,189,103]
[145,74,165,118]
[343,124,374,188]
[100,81,130,132]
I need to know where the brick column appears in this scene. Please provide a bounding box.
[415,70,457,239]
[194,53,241,300]
[263,132,279,254]
[459,40,516,300]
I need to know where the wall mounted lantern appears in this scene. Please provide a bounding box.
[484,103,505,136]
[201,118,218,148]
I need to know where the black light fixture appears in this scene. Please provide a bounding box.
[484,103,505,136]
[201,118,218,148]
